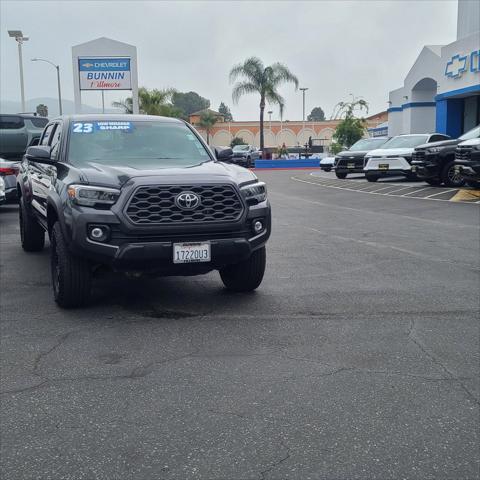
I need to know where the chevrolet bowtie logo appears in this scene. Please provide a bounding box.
[445,54,467,79]
[82,62,94,68]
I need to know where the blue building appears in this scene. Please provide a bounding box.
[388,0,479,138]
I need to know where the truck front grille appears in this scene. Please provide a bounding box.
[455,146,473,161]
[412,150,426,162]
[125,184,244,225]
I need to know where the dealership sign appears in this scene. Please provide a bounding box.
[78,57,131,90]
[445,50,480,79]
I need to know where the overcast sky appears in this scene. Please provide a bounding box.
[1,0,458,120]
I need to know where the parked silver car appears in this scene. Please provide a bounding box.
[231,144,261,167]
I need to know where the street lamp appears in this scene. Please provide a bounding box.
[32,58,63,115]
[8,30,29,112]
[300,87,308,132]
[267,110,273,132]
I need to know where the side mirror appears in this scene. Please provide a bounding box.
[215,147,233,161]
[25,145,55,164]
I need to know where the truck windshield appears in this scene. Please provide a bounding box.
[381,135,429,149]
[349,138,388,151]
[68,121,211,168]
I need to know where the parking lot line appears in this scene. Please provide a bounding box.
[425,189,458,198]
[402,187,436,196]
[291,176,478,205]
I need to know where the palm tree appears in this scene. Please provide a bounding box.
[198,111,218,144]
[112,87,179,116]
[229,57,299,151]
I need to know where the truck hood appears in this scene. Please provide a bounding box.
[77,160,256,189]
[366,147,415,157]
[415,138,460,151]
[458,138,480,147]
[337,150,370,158]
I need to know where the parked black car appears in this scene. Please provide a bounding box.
[334,137,389,179]
[17,115,271,308]
[411,125,480,187]
[454,138,480,187]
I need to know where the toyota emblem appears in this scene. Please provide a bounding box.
[175,191,201,210]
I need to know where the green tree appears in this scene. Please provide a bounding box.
[112,87,182,117]
[230,57,299,151]
[307,106,325,122]
[230,136,245,148]
[172,91,210,119]
[218,102,233,122]
[331,97,369,149]
[198,111,218,144]
[36,104,48,117]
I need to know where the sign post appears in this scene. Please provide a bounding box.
[72,37,139,114]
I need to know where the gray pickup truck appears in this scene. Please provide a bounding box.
[0,114,49,161]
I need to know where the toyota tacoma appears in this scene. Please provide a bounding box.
[17,115,271,308]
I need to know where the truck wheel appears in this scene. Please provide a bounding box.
[441,161,465,188]
[425,177,441,186]
[366,174,379,182]
[19,197,45,252]
[335,171,347,179]
[220,246,266,292]
[51,222,91,308]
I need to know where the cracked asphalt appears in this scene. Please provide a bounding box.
[1,170,479,479]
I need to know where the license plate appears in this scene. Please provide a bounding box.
[347,163,355,169]
[173,242,211,264]
[378,164,389,170]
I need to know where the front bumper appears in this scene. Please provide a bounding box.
[454,160,480,181]
[65,202,271,274]
[411,153,440,179]
[364,156,412,175]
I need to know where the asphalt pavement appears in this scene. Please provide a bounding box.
[1,170,479,479]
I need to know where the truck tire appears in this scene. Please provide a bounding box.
[19,197,45,252]
[441,161,465,188]
[366,173,379,182]
[51,222,91,308]
[335,171,347,179]
[220,246,266,292]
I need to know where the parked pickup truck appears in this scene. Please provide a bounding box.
[0,114,48,160]
[454,137,480,187]
[411,125,480,187]
[17,115,271,307]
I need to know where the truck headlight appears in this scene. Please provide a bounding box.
[67,184,120,208]
[241,181,267,205]
[427,147,441,153]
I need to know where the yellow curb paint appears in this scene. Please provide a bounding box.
[450,188,480,202]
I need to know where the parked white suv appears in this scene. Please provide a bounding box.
[364,133,450,182]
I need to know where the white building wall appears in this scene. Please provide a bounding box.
[457,0,480,40]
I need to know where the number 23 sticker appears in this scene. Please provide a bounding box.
[72,122,93,133]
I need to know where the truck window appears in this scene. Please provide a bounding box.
[0,115,25,130]
[40,124,56,146]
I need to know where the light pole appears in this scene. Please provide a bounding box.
[300,87,308,135]
[31,58,63,115]
[8,30,29,112]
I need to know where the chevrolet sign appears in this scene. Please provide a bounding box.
[78,57,131,90]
